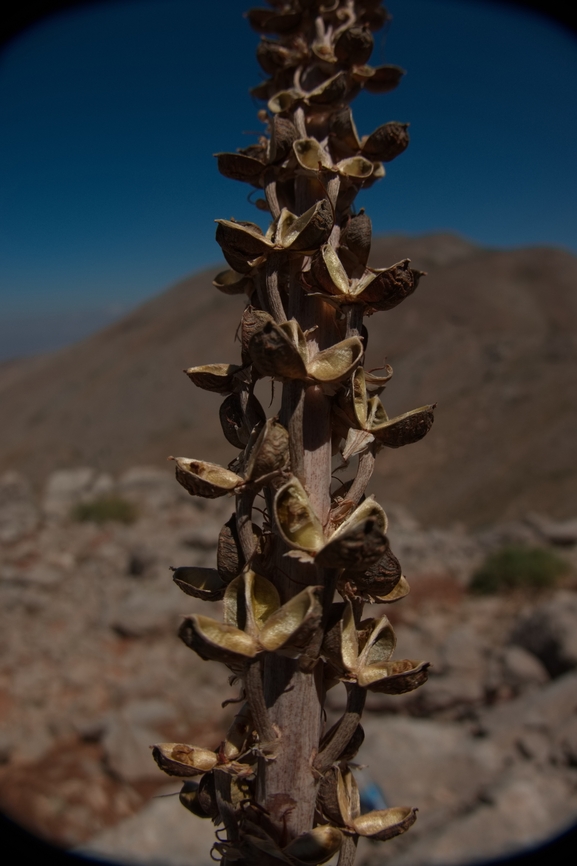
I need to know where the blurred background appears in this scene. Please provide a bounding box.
[1,1,577,864]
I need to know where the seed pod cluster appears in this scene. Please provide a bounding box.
[156,4,434,864]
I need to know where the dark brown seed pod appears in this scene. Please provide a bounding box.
[241,307,275,366]
[340,209,372,270]
[306,71,348,105]
[315,518,389,571]
[215,152,265,185]
[339,538,402,600]
[171,457,243,499]
[219,393,250,449]
[329,107,362,156]
[269,115,298,163]
[244,417,290,482]
[358,659,431,694]
[361,259,422,312]
[178,781,211,819]
[288,198,333,252]
[352,806,418,841]
[357,3,389,32]
[372,404,436,448]
[256,38,294,74]
[247,8,303,36]
[362,122,410,162]
[334,25,374,66]
[317,767,342,826]
[363,64,405,94]
[217,513,245,583]
[249,320,308,380]
[152,743,218,777]
[172,566,227,601]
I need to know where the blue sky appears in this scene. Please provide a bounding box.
[0,0,576,358]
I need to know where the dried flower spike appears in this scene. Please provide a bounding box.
[157,4,434,863]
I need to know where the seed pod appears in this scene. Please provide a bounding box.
[215,218,273,272]
[329,107,362,155]
[212,268,253,296]
[335,156,374,178]
[274,477,325,554]
[249,319,308,379]
[241,306,275,365]
[171,457,243,498]
[268,89,301,115]
[151,743,218,777]
[306,71,348,105]
[283,825,343,864]
[215,152,265,185]
[256,38,294,74]
[375,574,410,604]
[223,571,281,636]
[244,417,290,482]
[219,394,249,449]
[307,336,364,384]
[351,806,417,841]
[276,199,334,252]
[184,363,243,394]
[178,780,211,818]
[315,517,388,571]
[293,137,333,172]
[357,2,389,31]
[217,514,246,583]
[318,767,343,825]
[179,614,259,668]
[358,659,430,693]
[197,772,220,818]
[269,115,297,163]
[360,259,421,312]
[334,25,374,66]
[340,209,372,269]
[311,244,351,295]
[369,403,436,448]
[258,585,323,653]
[357,614,397,668]
[222,702,253,760]
[339,539,402,599]
[362,122,410,162]
[363,64,405,94]
[171,566,227,601]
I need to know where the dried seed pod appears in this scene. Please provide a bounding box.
[215,218,273,272]
[340,210,372,269]
[268,88,301,115]
[223,571,281,636]
[241,306,275,365]
[197,772,220,818]
[171,457,243,498]
[318,767,342,825]
[361,122,410,162]
[369,402,436,448]
[184,363,243,394]
[216,151,265,185]
[306,71,348,105]
[171,566,227,601]
[311,244,351,295]
[258,585,322,653]
[357,614,397,668]
[329,107,362,155]
[360,259,422,312]
[275,199,334,252]
[335,156,374,178]
[315,516,388,571]
[219,393,250,449]
[351,806,417,840]
[212,268,253,296]
[178,780,211,818]
[306,336,363,384]
[334,25,374,66]
[358,659,430,693]
[248,8,303,36]
[274,477,325,554]
[151,743,218,777]
[244,417,290,482]
[293,138,334,172]
[363,64,405,94]
[283,825,343,864]
[249,319,308,379]
[222,702,253,760]
[178,614,259,667]
[269,115,297,163]
[256,38,295,74]
[339,539,402,600]
[375,574,410,603]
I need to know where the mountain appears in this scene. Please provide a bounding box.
[1,232,576,528]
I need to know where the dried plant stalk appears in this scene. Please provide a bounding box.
[154,3,435,864]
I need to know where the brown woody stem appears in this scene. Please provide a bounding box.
[338,834,359,866]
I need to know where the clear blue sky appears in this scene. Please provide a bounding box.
[0,0,576,358]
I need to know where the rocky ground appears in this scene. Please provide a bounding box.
[1,467,577,866]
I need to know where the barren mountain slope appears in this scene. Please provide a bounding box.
[1,232,575,527]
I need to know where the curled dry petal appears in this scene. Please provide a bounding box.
[283,825,343,864]
[351,806,417,841]
[357,659,431,693]
[171,457,243,498]
[178,614,258,667]
[171,566,227,601]
[184,363,243,394]
[151,743,217,777]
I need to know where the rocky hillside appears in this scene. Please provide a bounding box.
[1,233,576,527]
[1,466,577,866]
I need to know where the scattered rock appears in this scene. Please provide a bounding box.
[511,591,577,676]
[42,467,97,519]
[0,471,39,543]
[500,645,549,691]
